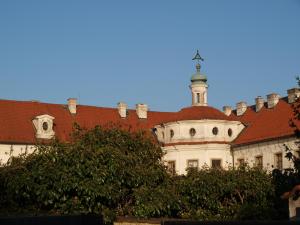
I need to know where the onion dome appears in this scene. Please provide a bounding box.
[191,64,207,83]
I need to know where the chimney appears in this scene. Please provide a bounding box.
[236,102,247,116]
[255,96,264,112]
[67,98,77,114]
[223,106,232,116]
[118,102,127,118]
[136,103,148,119]
[267,93,280,108]
[287,88,300,104]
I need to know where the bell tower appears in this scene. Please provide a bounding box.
[189,50,208,106]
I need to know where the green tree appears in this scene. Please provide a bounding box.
[0,123,177,222]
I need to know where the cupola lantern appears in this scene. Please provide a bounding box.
[189,50,208,106]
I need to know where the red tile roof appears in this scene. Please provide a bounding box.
[0,99,174,144]
[230,99,298,146]
[0,98,297,146]
[162,106,237,123]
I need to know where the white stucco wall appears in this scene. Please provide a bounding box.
[162,143,232,175]
[156,119,244,175]
[0,144,35,165]
[289,197,300,219]
[232,137,298,170]
[155,119,244,144]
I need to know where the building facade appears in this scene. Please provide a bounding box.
[0,54,299,174]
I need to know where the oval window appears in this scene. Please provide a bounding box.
[228,128,233,137]
[212,127,218,135]
[189,128,196,137]
[42,122,49,131]
[170,129,174,138]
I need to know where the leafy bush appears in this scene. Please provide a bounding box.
[176,167,277,220]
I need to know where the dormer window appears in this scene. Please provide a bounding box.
[32,114,55,139]
[42,122,49,131]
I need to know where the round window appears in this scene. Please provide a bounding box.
[42,122,49,131]
[170,129,174,138]
[189,128,196,137]
[212,127,218,135]
[228,128,233,137]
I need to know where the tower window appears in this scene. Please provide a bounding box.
[197,93,200,103]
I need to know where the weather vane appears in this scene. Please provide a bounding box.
[192,50,204,63]
[192,50,204,73]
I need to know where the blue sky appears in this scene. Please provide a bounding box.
[0,0,299,112]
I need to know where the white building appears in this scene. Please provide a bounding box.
[0,52,299,174]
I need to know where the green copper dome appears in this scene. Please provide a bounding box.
[191,72,207,83]
[190,63,207,83]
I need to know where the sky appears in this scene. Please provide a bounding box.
[0,0,299,112]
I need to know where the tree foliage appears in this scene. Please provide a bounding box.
[0,123,284,222]
[177,167,277,220]
[0,124,170,222]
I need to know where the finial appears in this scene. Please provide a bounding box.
[192,50,204,73]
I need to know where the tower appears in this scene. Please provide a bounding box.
[189,50,208,106]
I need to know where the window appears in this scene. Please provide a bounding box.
[237,158,245,167]
[212,127,218,135]
[170,129,174,138]
[167,161,176,175]
[274,153,283,170]
[228,128,233,137]
[211,159,222,169]
[189,128,196,137]
[42,122,48,131]
[197,93,200,103]
[187,159,198,169]
[255,156,263,169]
